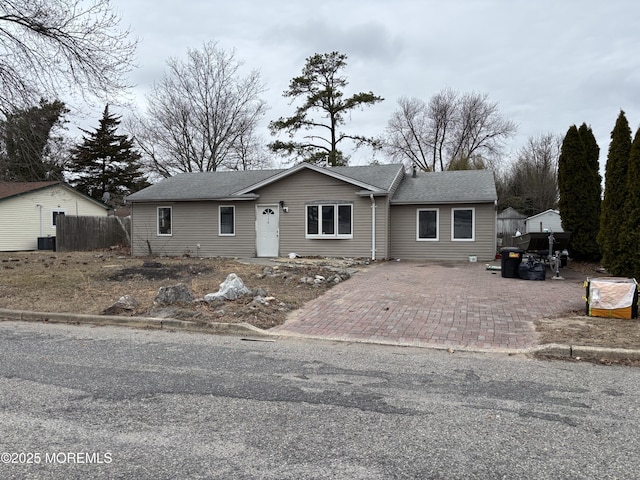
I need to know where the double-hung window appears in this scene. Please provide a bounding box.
[452,208,474,241]
[417,208,439,241]
[219,206,235,236]
[157,207,172,236]
[306,203,352,238]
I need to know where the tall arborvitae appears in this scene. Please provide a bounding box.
[558,125,601,260]
[598,110,632,274]
[68,105,149,205]
[576,123,602,260]
[620,128,640,279]
[558,126,581,233]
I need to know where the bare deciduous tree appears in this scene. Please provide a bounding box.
[0,0,136,112]
[131,41,269,177]
[496,133,561,215]
[384,89,516,171]
[384,97,431,171]
[428,88,458,171]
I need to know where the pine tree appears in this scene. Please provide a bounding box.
[269,52,383,166]
[68,105,149,205]
[598,111,632,274]
[558,125,601,260]
[0,99,68,181]
[621,128,640,279]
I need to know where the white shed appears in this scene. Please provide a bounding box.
[525,209,563,233]
[0,181,109,251]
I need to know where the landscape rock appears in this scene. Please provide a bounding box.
[204,273,250,302]
[252,295,267,305]
[251,287,268,297]
[102,294,138,315]
[154,283,194,305]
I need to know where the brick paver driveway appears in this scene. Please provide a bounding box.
[272,261,587,352]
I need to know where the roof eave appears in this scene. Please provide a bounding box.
[356,190,388,197]
[390,198,497,205]
[126,194,260,204]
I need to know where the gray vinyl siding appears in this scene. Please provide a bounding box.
[255,168,387,259]
[130,202,256,257]
[390,203,497,261]
[383,168,406,260]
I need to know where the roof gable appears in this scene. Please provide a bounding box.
[498,207,527,219]
[526,209,560,221]
[232,163,402,195]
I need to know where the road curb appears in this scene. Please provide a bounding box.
[532,343,640,361]
[3,308,640,360]
[0,308,270,338]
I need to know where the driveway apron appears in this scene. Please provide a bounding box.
[272,261,587,351]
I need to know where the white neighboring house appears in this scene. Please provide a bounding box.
[524,209,563,233]
[0,181,109,252]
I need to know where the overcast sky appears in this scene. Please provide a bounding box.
[104,0,640,169]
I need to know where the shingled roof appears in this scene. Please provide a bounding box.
[0,181,109,209]
[126,163,405,202]
[125,163,497,205]
[0,181,60,201]
[391,169,497,204]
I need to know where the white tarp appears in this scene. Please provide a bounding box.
[588,277,637,310]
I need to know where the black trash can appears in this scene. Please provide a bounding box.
[501,247,524,278]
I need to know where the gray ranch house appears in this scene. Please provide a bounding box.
[125,163,498,261]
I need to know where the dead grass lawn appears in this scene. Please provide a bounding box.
[0,249,358,329]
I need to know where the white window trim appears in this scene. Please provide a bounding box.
[451,207,475,241]
[51,209,66,228]
[219,205,236,236]
[416,208,439,241]
[305,203,353,239]
[157,206,172,236]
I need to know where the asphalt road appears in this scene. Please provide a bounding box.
[1,321,639,480]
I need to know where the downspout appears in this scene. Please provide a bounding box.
[370,193,376,261]
[36,204,43,237]
[494,200,498,258]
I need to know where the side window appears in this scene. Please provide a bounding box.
[452,208,474,241]
[219,206,235,236]
[158,207,172,236]
[52,209,65,227]
[417,209,438,241]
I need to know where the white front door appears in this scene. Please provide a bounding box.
[256,205,279,257]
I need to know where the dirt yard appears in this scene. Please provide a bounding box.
[1,250,638,364]
[534,261,640,348]
[0,249,365,329]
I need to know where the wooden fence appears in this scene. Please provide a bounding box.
[56,215,131,251]
[497,218,527,248]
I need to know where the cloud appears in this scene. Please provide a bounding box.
[264,18,404,64]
